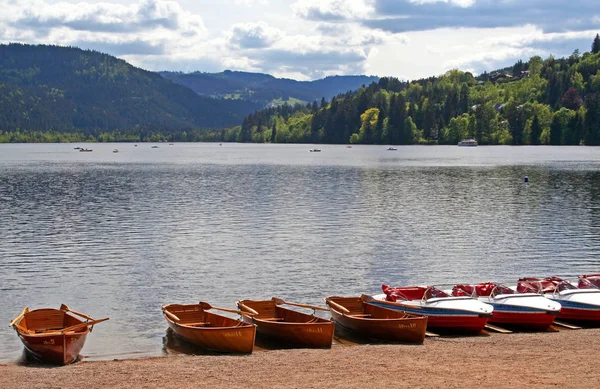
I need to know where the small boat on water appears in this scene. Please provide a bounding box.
[387,147,398,151]
[451,282,560,330]
[113,149,119,153]
[151,146,159,149]
[10,304,108,365]
[73,147,81,150]
[372,285,493,333]
[79,148,93,152]
[162,302,256,354]
[236,298,334,348]
[458,138,478,147]
[309,148,321,152]
[517,277,600,324]
[346,145,352,148]
[325,295,428,343]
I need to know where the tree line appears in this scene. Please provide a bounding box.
[213,34,600,146]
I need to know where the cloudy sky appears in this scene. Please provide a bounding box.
[1,0,599,80]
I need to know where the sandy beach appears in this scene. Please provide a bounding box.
[1,327,599,389]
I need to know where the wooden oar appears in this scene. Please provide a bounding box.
[271,297,328,311]
[163,309,181,322]
[325,299,351,314]
[235,301,260,316]
[10,307,29,327]
[198,302,253,316]
[37,318,109,335]
[360,294,379,303]
[60,304,94,321]
[61,318,109,333]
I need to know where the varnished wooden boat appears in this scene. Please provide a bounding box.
[236,298,334,348]
[325,295,428,343]
[162,302,256,354]
[10,304,108,365]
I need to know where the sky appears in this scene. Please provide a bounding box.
[0,0,599,81]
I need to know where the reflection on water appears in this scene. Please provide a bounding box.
[1,143,600,362]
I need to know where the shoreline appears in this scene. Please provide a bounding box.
[2,327,600,388]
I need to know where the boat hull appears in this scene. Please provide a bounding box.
[163,304,256,354]
[11,307,99,365]
[544,290,600,324]
[371,295,491,334]
[247,317,334,348]
[487,309,557,330]
[167,322,255,354]
[19,332,88,365]
[326,297,427,343]
[554,306,600,323]
[238,300,334,348]
[482,295,560,330]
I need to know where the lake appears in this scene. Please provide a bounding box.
[1,143,600,362]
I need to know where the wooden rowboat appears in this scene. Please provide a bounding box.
[236,298,334,348]
[162,302,256,354]
[10,304,108,365]
[325,295,428,344]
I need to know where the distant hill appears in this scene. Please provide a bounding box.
[159,70,379,106]
[0,44,262,133]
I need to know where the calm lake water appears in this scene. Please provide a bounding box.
[1,143,600,362]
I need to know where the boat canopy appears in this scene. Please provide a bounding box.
[452,282,514,297]
[382,285,450,301]
[578,274,600,289]
[517,277,577,294]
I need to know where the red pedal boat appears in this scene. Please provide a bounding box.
[451,282,560,330]
[518,277,600,324]
[372,285,493,334]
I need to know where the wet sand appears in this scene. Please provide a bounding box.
[1,327,599,389]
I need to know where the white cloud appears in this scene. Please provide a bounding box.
[409,0,476,7]
[233,0,269,4]
[227,22,282,49]
[293,0,375,21]
[0,0,598,80]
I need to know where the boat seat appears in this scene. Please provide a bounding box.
[186,322,210,327]
[349,314,371,318]
[262,317,285,321]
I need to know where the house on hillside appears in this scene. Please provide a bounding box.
[489,72,512,83]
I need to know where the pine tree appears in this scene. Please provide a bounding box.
[459,83,470,115]
[584,93,600,145]
[592,34,600,54]
[270,122,277,143]
[530,115,542,145]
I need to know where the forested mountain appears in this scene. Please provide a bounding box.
[2,37,600,145]
[225,35,600,145]
[159,70,378,106]
[0,44,261,140]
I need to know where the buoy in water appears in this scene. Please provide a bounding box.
[524,176,529,183]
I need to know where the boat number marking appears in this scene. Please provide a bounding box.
[398,323,417,329]
[223,331,243,337]
[303,328,323,333]
[43,339,55,345]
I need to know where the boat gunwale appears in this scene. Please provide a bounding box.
[325,296,427,323]
[162,304,254,330]
[13,307,92,336]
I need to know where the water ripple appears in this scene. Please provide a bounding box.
[1,144,600,361]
